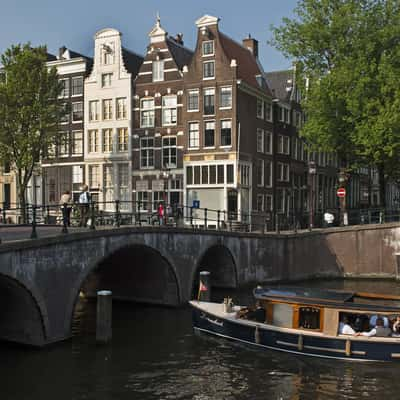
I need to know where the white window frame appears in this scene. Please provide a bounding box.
[102,128,113,153]
[220,86,232,109]
[88,130,99,153]
[71,76,83,96]
[202,40,214,56]
[257,99,264,119]
[265,160,273,188]
[162,136,177,168]
[59,78,69,98]
[257,194,264,212]
[187,89,199,112]
[140,98,155,128]
[265,194,273,211]
[220,119,232,147]
[204,120,215,148]
[257,129,264,153]
[89,164,100,189]
[188,122,199,149]
[162,95,177,126]
[102,99,113,120]
[89,100,99,122]
[72,102,83,122]
[72,130,83,156]
[203,61,215,80]
[257,159,264,187]
[58,132,69,157]
[140,137,154,169]
[153,60,164,82]
[203,88,215,116]
[116,97,127,120]
[117,128,128,152]
[265,131,273,154]
[101,73,112,88]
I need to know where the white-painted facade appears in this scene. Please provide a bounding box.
[84,28,135,211]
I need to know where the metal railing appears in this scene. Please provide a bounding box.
[0,200,400,243]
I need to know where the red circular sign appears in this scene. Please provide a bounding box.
[337,187,346,198]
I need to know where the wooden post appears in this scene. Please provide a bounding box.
[198,271,211,302]
[96,290,112,343]
[396,253,400,281]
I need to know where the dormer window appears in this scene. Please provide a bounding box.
[102,43,115,65]
[202,40,214,56]
[153,60,164,82]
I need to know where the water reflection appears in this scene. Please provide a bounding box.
[1,279,400,399]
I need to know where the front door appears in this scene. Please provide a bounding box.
[227,189,238,220]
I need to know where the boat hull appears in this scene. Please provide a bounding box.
[191,302,400,362]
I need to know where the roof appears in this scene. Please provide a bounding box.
[254,286,400,312]
[122,47,144,76]
[166,37,193,70]
[265,69,294,102]
[219,32,271,95]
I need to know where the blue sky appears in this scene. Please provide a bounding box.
[0,0,298,72]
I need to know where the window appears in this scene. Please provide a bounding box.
[265,131,273,154]
[102,42,115,65]
[72,131,83,155]
[221,120,232,146]
[187,90,199,111]
[265,161,272,187]
[257,129,264,153]
[278,135,290,155]
[58,132,69,157]
[59,78,69,98]
[60,103,69,124]
[202,40,214,56]
[118,164,130,207]
[186,166,193,185]
[203,61,215,79]
[277,162,290,182]
[89,101,99,122]
[137,191,149,211]
[117,128,128,152]
[220,86,232,109]
[265,102,272,121]
[103,129,113,152]
[72,77,83,96]
[152,192,164,211]
[203,88,215,115]
[72,102,83,122]
[217,165,224,184]
[162,137,177,168]
[265,194,273,211]
[89,165,100,189]
[257,159,264,186]
[101,73,112,88]
[88,130,99,153]
[276,189,285,212]
[140,137,154,168]
[188,122,199,148]
[103,99,113,120]
[116,97,127,119]
[257,194,264,212]
[72,165,83,184]
[299,307,321,330]
[140,98,155,128]
[279,106,290,123]
[226,164,234,184]
[257,99,264,119]
[103,165,114,205]
[240,164,250,186]
[204,121,215,147]
[162,95,177,126]
[153,60,164,82]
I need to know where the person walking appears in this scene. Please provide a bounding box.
[78,185,91,227]
[157,202,164,225]
[59,190,73,226]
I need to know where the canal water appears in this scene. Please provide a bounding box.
[2,279,400,400]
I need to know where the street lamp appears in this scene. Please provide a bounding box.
[308,161,317,230]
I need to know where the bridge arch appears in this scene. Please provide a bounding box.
[65,242,181,333]
[0,273,48,346]
[192,243,238,294]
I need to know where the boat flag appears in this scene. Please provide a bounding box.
[197,281,208,301]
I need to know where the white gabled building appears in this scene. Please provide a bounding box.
[84,28,143,211]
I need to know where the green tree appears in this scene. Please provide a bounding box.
[271,0,400,206]
[0,44,65,221]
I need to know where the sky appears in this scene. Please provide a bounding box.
[0,0,298,72]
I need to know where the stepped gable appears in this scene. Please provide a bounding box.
[219,32,272,95]
[166,36,193,70]
[265,69,293,102]
[122,47,144,77]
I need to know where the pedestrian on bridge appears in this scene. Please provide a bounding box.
[59,191,73,226]
[79,185,91,227]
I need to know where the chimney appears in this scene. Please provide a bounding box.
[242,34,258,58]
[58,46,67,59]
[174,33,184,45]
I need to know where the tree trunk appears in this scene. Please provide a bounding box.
[378,164,386,208]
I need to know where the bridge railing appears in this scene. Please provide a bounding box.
[1,200,400,241]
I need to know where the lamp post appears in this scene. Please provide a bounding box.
[338,168,348,226]
[308,161,317,230]
[162,165,171,223]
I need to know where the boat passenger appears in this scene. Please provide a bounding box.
[356,317,392,337]
[369,314,389,328]
[338,316,355,335]
[392,316,400,336]
[252,301,266,323]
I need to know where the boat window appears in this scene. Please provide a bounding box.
[272,303,293,328]
[299,307,321,330]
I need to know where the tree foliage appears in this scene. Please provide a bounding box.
[271,0,400,205]
[0,43,65,217]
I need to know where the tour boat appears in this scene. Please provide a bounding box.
[190,286,400,362]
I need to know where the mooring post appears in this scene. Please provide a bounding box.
[198,271,211,302]
[96,290,112,343]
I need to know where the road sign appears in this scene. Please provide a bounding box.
[192,200,200,209]
[337,187,346,198]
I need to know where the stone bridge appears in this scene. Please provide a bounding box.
[0,223,400,346]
